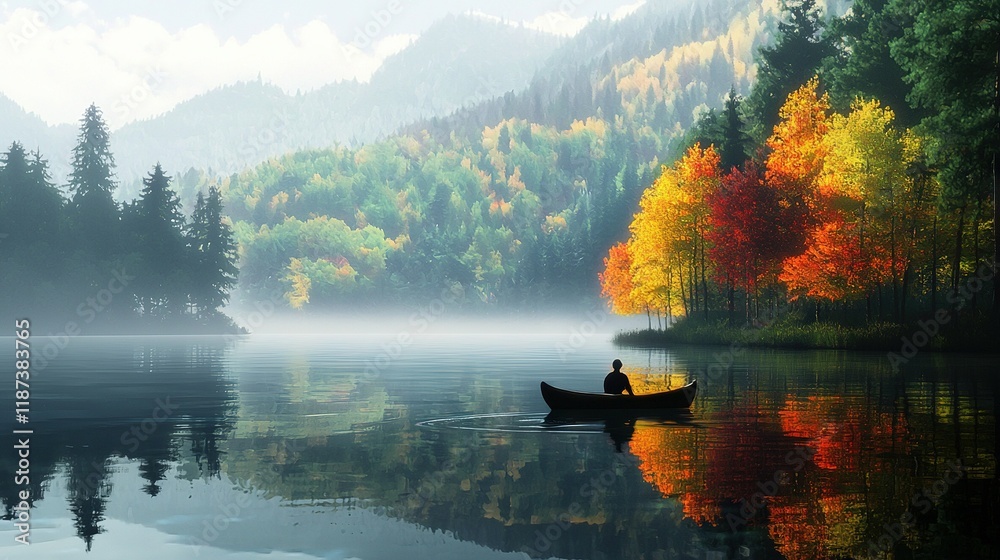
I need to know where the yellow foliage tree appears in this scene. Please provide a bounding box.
[814,98,933,318]
[286,258,311,309]
[624,144,721,321]
[765,77,830,207]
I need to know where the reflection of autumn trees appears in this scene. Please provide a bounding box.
[624,367,993,560]
[219,367,711,558]
[630,399,805,521]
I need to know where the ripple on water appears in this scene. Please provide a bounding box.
[417,412,606,434]
[416,411,701,434]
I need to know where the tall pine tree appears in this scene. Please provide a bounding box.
[68,104,119,255]
[1,142,64,245]
[719,87,751,172]
[746,0,834,142]
[136,164,186,318]
[188,186,238,319]
[824,0,920,127]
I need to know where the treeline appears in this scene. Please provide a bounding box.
[602,0,997,329]
[227,118,651,308]
[0,104,238,332]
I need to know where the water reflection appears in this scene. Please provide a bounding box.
[543,410,697,453]
[619,348,997,559]
[0,336,995,560]
[0,337,238,551]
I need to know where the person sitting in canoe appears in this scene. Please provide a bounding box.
[604,359,634,395]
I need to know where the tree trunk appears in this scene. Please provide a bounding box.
[861,201,871,322]
[952,205,966,292]
[900,265,912,324]
[972,194,983,312]
[891,209,899,322]
[700,231,709,321]
[993,44,999,319]
[690,246,699,316]
[877,284,883,321]
[931,214,939,314]
[727,277,735,326]
[678,264,689,318]
[745,284,751,325]
[901,172,928,324]
[753,284,760,323]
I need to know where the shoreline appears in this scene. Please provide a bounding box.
[612,320,1000,354]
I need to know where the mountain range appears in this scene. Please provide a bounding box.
[0,14,562,194]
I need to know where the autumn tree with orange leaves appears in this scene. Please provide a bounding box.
[599,242,640,316]
[779,95,933,320]
[765,77,830,214]
[603,70,989,331]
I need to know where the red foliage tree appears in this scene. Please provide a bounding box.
[780,214,895,304]
[707,163,807,322]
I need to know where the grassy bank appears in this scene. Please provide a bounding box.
[613,318,999,352]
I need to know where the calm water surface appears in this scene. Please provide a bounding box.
[0,332,996,559]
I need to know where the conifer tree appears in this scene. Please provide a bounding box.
[890,0,998,312]
[824,0,919,126]
[719,87,751,172]
[746,0,834,141]
[189,186,238,318]
[497,125,512,154]
[136,164,186,317]
[0,143,63,246]
[68,104,119,254]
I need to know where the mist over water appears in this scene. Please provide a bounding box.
[222,306,653,337]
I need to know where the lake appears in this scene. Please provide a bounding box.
[0,330,996,559]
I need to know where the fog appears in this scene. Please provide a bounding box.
[222,305,653,337]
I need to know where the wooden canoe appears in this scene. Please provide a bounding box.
[540,380,697,411]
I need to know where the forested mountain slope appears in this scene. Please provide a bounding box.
[223,0,857,310]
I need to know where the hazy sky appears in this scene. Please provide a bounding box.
[0,0,645,128]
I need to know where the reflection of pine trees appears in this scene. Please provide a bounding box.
[67,455,112,551]
[190,425,225,478]
[135,418,177,497]
[0,338,238,550]
[138,455,170,497]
